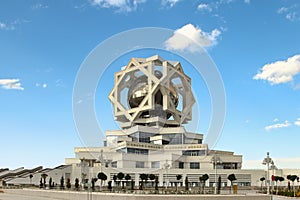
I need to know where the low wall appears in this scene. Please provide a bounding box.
[4,189,272,200]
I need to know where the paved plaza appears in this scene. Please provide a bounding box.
[0,189,276,200]
[0,193,61,200]
[0,192,288,200]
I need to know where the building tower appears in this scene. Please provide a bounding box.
[67,55,245,187]
[108,55,194,128]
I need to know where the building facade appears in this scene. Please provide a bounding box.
[3,56,299,189]
[65,55,255,187]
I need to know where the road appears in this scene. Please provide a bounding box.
[272,196,292,200]
[0,190,284,200]
[0,192,62,200]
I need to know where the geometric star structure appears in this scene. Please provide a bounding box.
[109,55,195,128]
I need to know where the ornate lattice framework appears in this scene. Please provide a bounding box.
[109,55,195,128]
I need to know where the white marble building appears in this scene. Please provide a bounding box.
[4,56,299,189]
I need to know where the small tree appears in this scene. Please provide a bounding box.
[29,174,33,185]
[49,177,53,189]
[40,178,43,188]
[113,175,117,190]
[260,177,265,192]
[176,175,182,192]
[274,176,284,195]
[125,174,131,188]
[287,175,298,197]
[140,173,148,190]
[97,172,107,191]
[66,178,71,190]
[108,181,112,192]
[2,180,6,187]
[185,176,189,191]
[227,174,237,194]
[155,176,159,193]
[91,178,97,191]
[60,176,65,190]
[217,176,221,194]
[287,175,291,191]
[131,179,135,191]
[149,174,156,187]
[41,173,48,188]
[199,174,209,194]
[75,178,79,191]
[117,172,125,189]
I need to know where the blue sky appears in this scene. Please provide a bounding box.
[1,0,300,169]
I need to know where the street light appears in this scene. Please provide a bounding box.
[262,152,273,195]
[211,154,222,194]
[80,158,88,188]
[270,160,277,193]
[164,160,170,190]
[98,150,104,172]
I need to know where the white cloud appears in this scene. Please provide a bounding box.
[31,3,48,10]
[265,120,291,131]
[295,118,300,126]
[90,0,145,12]
[161,0,180,8]
[277,5,299,21]
[197,4,212,12]
[36,82,48,89]
[286,12,298,21]
[196,1,237,13]
[277,7,288,14]
[55,79,65,87]
[0,19,29,31]
[0,79,24,90]
[253,54,300,85]
[273,118,279,122]
[244,0,250,4]
[164,24,221,52]
[0,21,15,31]
[215,0,234,6]
[0,22,6,29]
[121,65,126,70]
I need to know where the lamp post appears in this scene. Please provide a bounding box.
[164,160,170,190]
[98,150,104,172]
[270,160,277,193]
[262,152,273,195]
[80,158,88,188]
[211,154,222,194]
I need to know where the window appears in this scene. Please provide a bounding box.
[65,173,71,179]
[136,161,145,168]
[164,134,183,144]
[129,148,148,155]
[190,162,200,169]
[132,132,154,143]
[179,162,184,169]
[182,150,206,156]
[151,161,160,168]
[111,161,117,168]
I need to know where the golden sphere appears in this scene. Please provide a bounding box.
[128,71,178,112]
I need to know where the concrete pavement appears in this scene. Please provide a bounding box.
[0,192,61,200]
